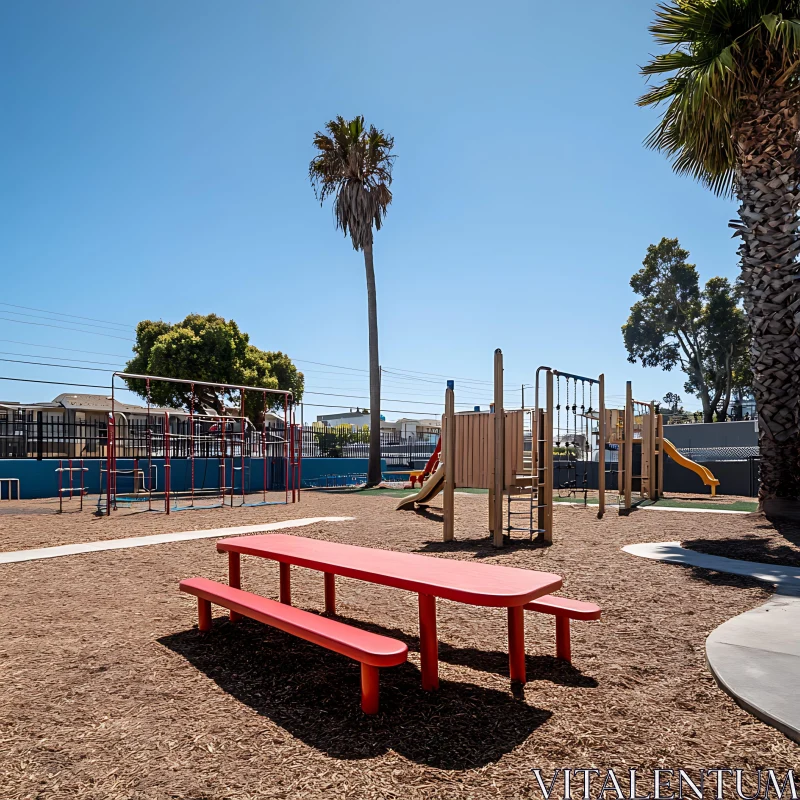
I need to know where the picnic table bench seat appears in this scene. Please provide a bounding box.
[524,594,601,664]
[180,577,408,714]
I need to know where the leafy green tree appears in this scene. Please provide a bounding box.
[123,314,303,424]
[638,1,800,509]
[623,238,749,423]
[309,116,395,486]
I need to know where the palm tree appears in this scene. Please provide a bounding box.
[309,116,395,486]
[639,1,800,515]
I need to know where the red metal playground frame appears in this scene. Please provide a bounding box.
[102,372,300,516]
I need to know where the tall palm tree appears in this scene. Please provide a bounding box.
[639,1,800,514]
[309,116,395,486]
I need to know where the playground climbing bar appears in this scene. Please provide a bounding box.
[103,372,298,516]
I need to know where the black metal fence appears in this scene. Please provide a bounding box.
[300,425,439,465]
[0,418,109,459]
[676,445,759,461]
[0,417,440,465]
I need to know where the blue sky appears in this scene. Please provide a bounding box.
[0,0,740,418]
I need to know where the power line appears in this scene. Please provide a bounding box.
[294,359,368,373]
[0,305,132,333]
[300,401,442,415]
[0,316,133,341]
[304,390,447,408]
[0,302,132,330]
[0,350,122,367]
[295,358,493,386]
[382,366,493,386]
[0,339,129,359]
[0,357,113,372]
[0,375,110,390]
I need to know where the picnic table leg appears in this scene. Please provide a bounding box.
[360,664,379,714]
[198,598,212,632]
[228,552,242,622]
[508,605,526,683]
[418,593,439,690]
[279,562,291,605]
[555,616,571,662]
[324,572,336,615]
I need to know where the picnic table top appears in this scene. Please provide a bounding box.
[217,533,562,607]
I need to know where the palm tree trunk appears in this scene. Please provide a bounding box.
[363,240,382,486]
[733,88,800,516]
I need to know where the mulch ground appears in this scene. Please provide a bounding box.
[0,491,796,800]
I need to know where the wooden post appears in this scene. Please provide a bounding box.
[443,381,456,542]
[641,407,651,499]
[647,401,657,501]
[543,371,554,543]
[492,349,505,547]
[536,408,545,536]
[622,381,633,513]
[655,412,664,500]
[597,373,605,519]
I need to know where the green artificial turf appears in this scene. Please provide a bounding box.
[308,486,757,511]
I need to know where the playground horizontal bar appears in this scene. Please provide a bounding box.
[113,372,293,399]
[551,370,600,385]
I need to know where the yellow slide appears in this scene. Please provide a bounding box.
[662,438,720,496]
[396,467,445,510]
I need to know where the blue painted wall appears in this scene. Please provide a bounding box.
[0,457,387,499]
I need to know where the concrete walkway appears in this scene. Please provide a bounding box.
[0,517,354,565]
[623,541,800,590]
[623,540,800,743]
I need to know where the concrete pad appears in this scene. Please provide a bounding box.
[624,539,800,743]
[706,592,800,743]
[0,517,355,565]
[561,503,750,514]
[637,505,750,515]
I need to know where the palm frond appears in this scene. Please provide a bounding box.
[640,0,800,197]
[309,116,395,251]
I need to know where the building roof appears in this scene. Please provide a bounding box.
[52,393,189,416]
[394,417,441,426]
[317,411,369,422]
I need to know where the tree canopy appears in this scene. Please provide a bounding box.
[638,0,800,195]
[308,115,395,252]
[662,392,684,414]
[622,238,750,422]
[123,314,304,424]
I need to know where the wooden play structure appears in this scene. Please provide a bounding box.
[608,382,662,512]
[398,360,720,544]
[398,351,608,547]
[609,381,718,512]
[397,349,528,547]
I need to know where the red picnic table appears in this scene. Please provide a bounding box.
[216,533,562,688]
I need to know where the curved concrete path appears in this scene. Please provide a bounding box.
[623,541,800,744]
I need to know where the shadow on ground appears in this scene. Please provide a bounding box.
[410,506,444,523]
[683,533,800,571]
[332,614,597,689]
[682,515,800,572]
[160,619,555,768]
[416,536,551,559]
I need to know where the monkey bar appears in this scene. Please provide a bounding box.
[101,373,299,516]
